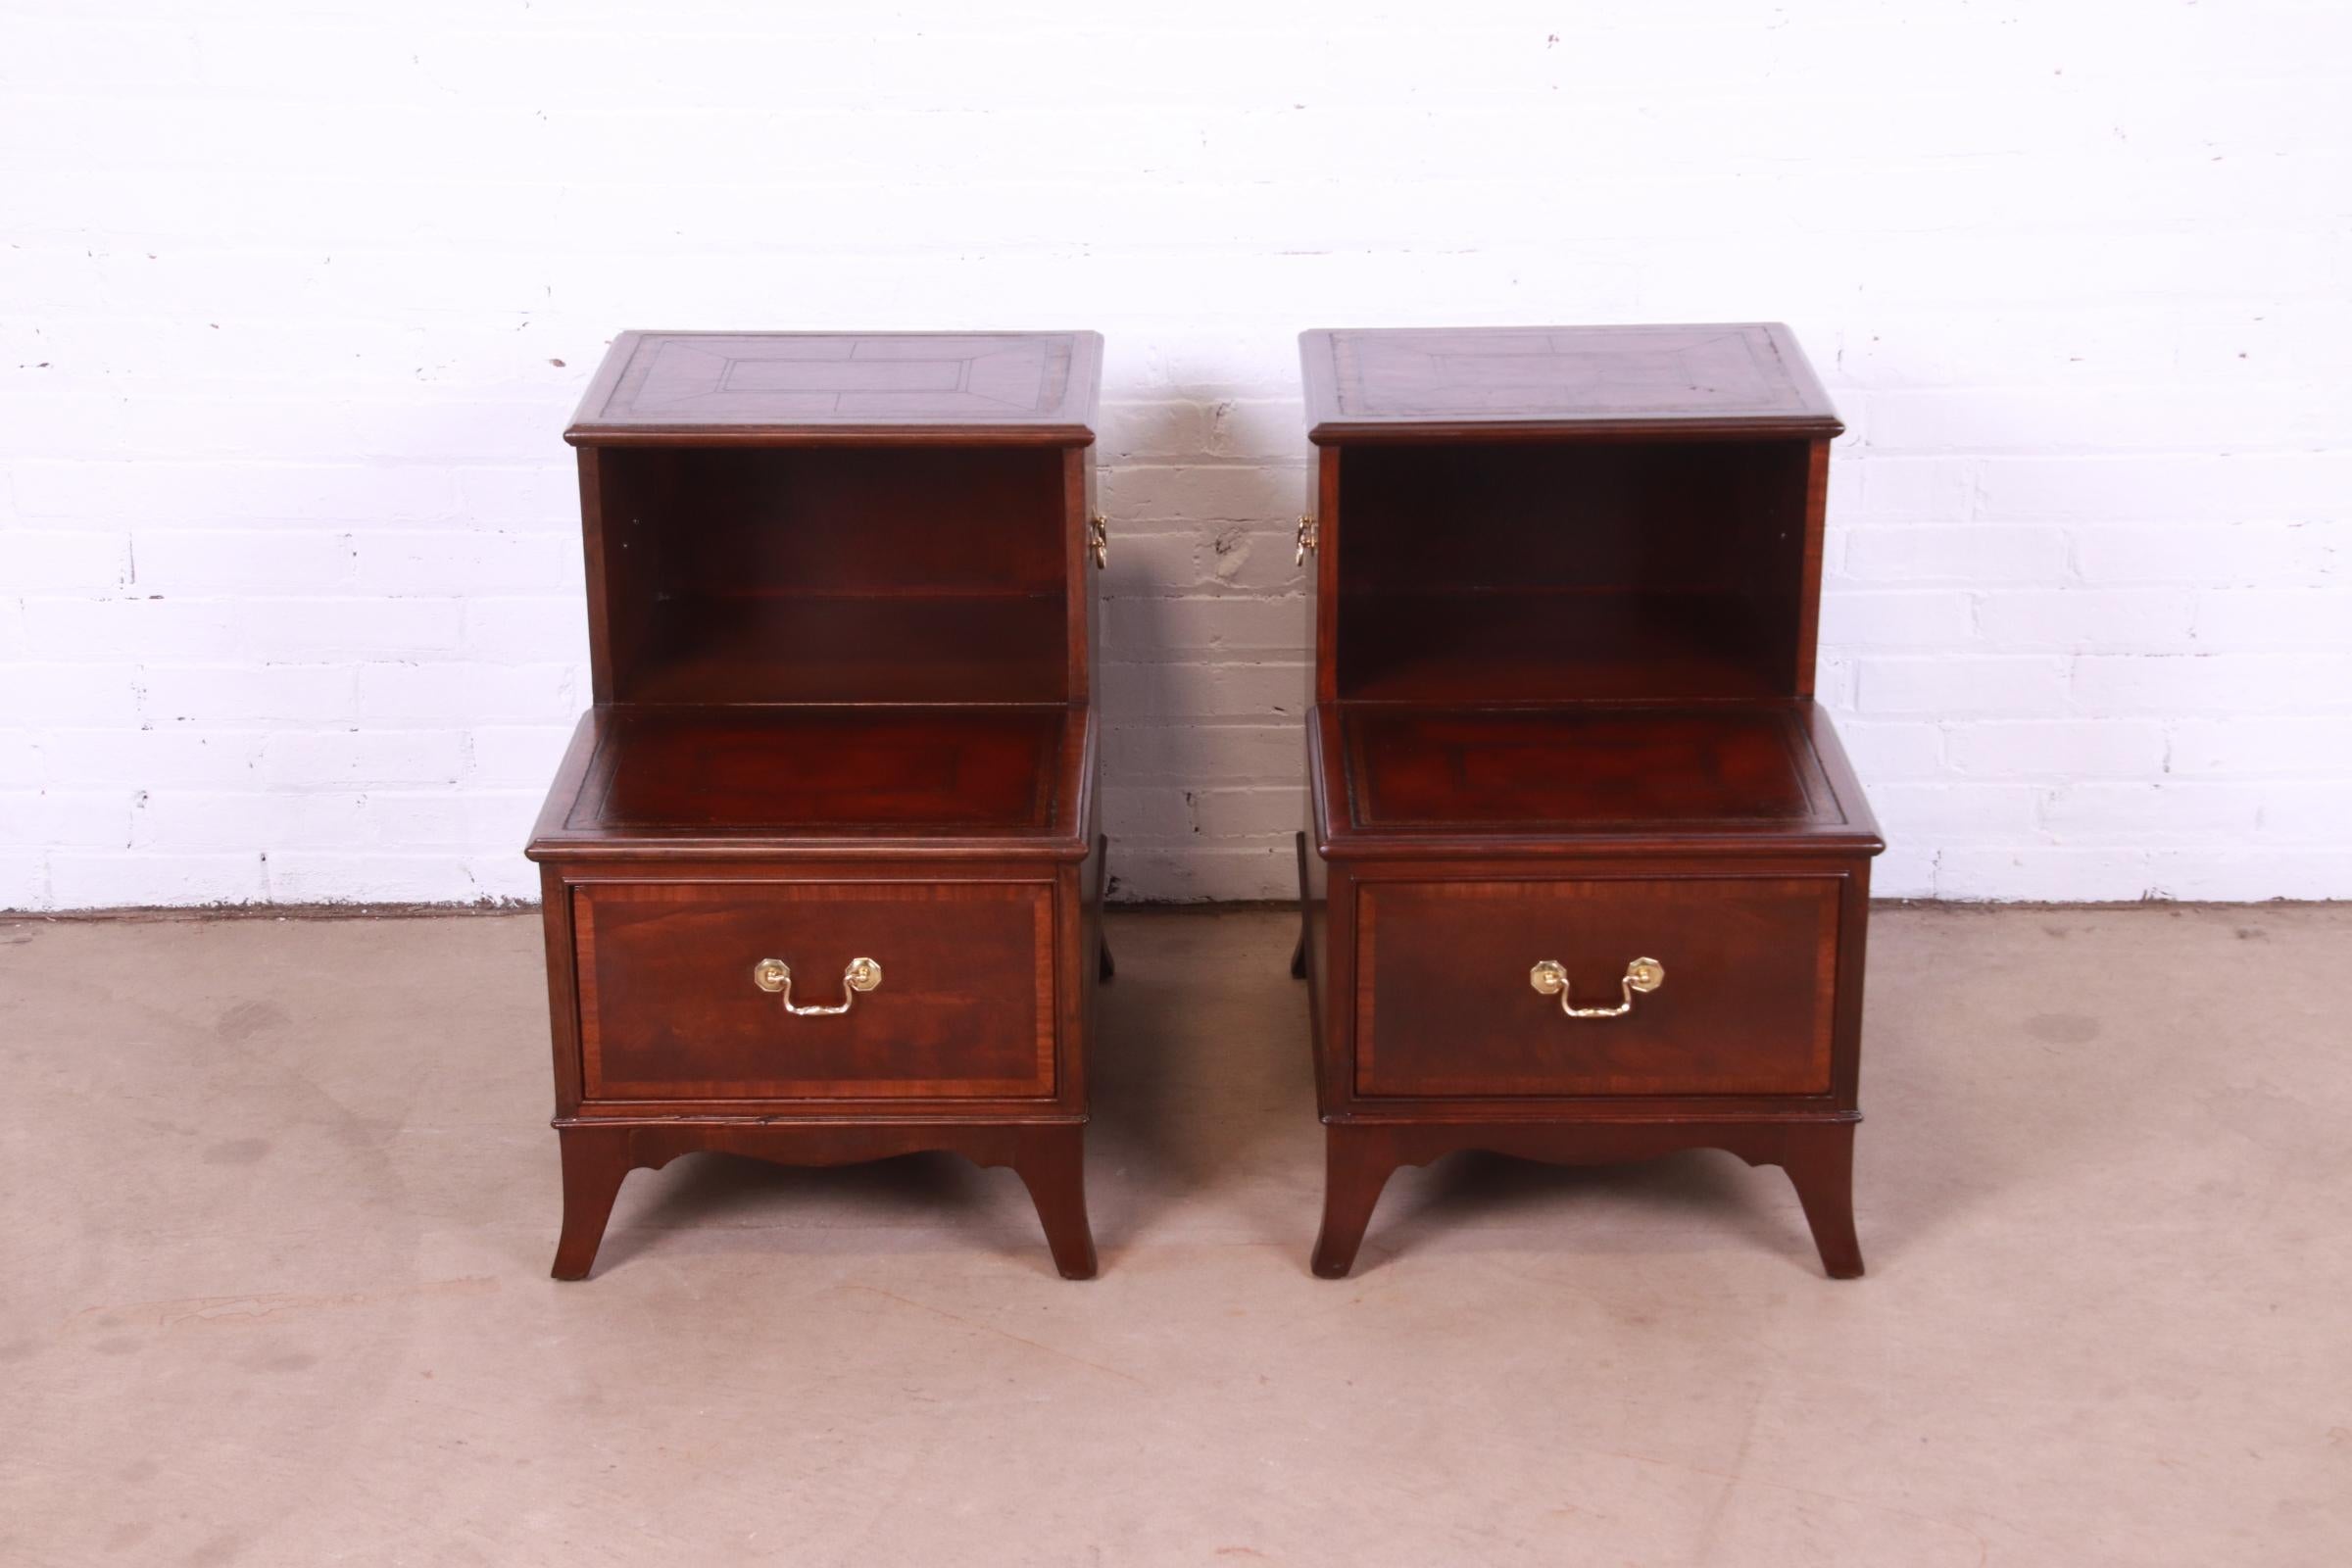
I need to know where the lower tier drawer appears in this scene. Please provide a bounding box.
[1355,875,1840,1098]
[573,880,1055,1101]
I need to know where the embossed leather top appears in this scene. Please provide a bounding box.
[1300,322,1841,441]
[567,329,1104,444]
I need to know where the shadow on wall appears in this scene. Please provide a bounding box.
[1098,395,1314,905]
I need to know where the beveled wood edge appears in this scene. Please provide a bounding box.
[564,328,643,439]
[1328,848,1880,882]
[1763,321,1839,432]
[1798,702,1885,846]
[523,704,1099,862]
[532,837,1094,862]
[526,710,602,854]
[554,1112,1090,1131]
[1297,323,1843,445]
[1322,1105,1862,1127]
[1306,414,1845,446]
[564,329,1104,446]
[565,424,1104,450]
[1307,702,1886,860]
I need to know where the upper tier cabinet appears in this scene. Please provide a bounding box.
[1301,323,1841,705]
[566,331,1106,707]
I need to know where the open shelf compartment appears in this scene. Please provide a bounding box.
[1333,439,1817,704]
[589,444,1077,706]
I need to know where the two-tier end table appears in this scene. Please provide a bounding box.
[529,330,1109,1280]
[1291,323,1884,1279]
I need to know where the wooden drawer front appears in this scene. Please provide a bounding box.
[575,881,1054,1101]
[1356,877,1838,1098]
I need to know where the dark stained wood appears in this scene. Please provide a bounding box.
[1331,703,1877,849]
[533,327,1106,1277]
[1356,876,1839,1098]
[583,707,1057,836]
[569,330,1103,446]
[1790,437,1833,698]
[551,1118,1097,1281]
[1292,321,1878,1277]
[1310,1123,1397,1280]
[624,593,1067,706]
[575,879,1055,1102]
[1007,1121,1099,1280]
[1301,322,1840,443]
[1304,1116,1864,1281]
[1066,445,1097,705]
[1092,834,1117,982]
[551,1124,631,1282]
[583,442,1072,705]
[1782,1119,1864,1278]
[532,705,1080,852]
[574,446,617,702]
[576,442,678,705]
[537,861,585,1112]
[1291,827,1336,1143]
[1336,589,1779,705]
[1310,702,1880,861]
[1330,438,1820,703]
[1313,445,1343,706]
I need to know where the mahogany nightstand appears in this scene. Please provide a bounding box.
[528,330,1108,1280]
[1291,323,1883,1279]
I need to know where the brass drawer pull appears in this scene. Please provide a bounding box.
[1088,514,1109,569]
[752,956,882,1016]
[1296,514,1318,565]
[1529,957,1664,1019]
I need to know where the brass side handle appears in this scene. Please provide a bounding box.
[752,956,882,1016]
[1088,514,1109,569]
[1296,514,1318,565]
[1529,957,1664,1019]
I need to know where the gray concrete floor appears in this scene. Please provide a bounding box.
[1,905,2347,1566]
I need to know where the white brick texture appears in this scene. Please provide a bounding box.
[4,2,2350,906]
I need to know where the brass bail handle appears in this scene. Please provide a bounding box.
[1296,515,1318,565]
[752,956,883,1016]
[1529,957,1665,1019]
[1088,514,1109,569]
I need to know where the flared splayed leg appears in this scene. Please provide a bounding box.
[1011,1124,1098,1280]
[1782,1122,1864,1279]
[1310,1125,1399,1279]
[551,1129,632,1282]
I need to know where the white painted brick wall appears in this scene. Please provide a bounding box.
[4,1,2350,908]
